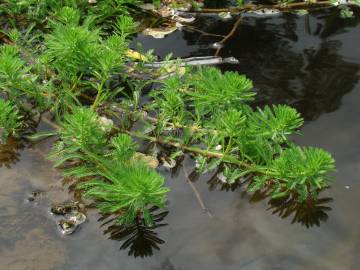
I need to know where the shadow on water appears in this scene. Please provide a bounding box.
[101,207,169,258]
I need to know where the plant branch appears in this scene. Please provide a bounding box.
[183,166,214,218]
[197,1,336,13]
[215,15,243,56]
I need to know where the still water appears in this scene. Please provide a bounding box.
[1,8,360,270]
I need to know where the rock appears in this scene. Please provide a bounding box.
[58,219,77,235]
[160,156,176,169]
[26,190,43,202]
[51,201,79,215]
[66,212,87,225]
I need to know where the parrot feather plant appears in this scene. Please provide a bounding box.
[0,2,336,228]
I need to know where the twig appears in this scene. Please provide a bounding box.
[197,1,335,13]
[183,166,214,218]
[215,15,243,56]
[183,25,226,38]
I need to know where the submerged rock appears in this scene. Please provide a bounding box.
[160,156,177,169]
[142,26,178,39]
[53,202,87,235]
[66,212,87,225]
[26,190,44,202]
[51,201,79,215]
[58,219,77,235]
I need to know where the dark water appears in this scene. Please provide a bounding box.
[1,8,360,270]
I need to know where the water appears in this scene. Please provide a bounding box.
[1,8,360,270]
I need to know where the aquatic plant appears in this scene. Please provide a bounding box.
[48,108,168,225]
[0,1,338,230]
[0,99,21,143]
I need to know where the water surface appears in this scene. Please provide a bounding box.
[1,8,360,270]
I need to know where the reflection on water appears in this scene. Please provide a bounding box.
[1,8,360,270]
[0,137,25,168]
[102,208,168,258]
[250,191,333,227]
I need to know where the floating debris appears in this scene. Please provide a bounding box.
[132,152,159,168]
[126,49,149,61]
[249,8,281,16]
[172,14,196,23]
[218,12,232,20]
[144,56,239,68]
[142,26,177,39]
[157,6,175,18]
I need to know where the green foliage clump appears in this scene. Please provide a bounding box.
[81,159,169,226]
[0,1,338,229]
[49,108,169,226]
[0,99,21,143]
[249,146,335,200]
[148,67,334,202]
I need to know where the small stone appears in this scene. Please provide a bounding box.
[26,190,43,202]
[345,185,350,189]
[51,201,79,215]
[66,212,87,225]
[58,219,77,235]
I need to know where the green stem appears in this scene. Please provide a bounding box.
[91,79,106,110]
[125,130,255,170]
